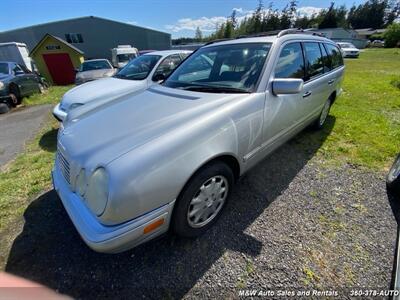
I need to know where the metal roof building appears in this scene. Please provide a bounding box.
[0,16,171,60]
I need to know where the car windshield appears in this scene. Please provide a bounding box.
[114,55,161,80]
[163,43,271,93]
[80,60,112,72]
[0,63,9,74]
[117,53,137,62]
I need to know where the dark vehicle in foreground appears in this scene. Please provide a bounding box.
[387,154,400,195]
[0,61,43,113]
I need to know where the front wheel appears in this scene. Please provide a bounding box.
[0,103,10,114]
[172,161,234,237]
[313,98,332,130]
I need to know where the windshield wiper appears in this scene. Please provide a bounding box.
[178,85,250,94]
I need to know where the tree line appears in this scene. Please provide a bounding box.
[172,0,400,45]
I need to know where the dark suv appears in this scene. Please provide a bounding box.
[0,61,43,113]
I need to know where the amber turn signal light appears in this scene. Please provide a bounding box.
[143,218,165,234]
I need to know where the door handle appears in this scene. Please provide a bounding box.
[328,79,335,85]
[302,91,312,98]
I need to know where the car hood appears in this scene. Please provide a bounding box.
[0,73,12,81]
[60,85,242,166]
[61,77,147,109]
[76,69,115,80]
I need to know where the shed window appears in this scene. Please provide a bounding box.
[65,33,84,43]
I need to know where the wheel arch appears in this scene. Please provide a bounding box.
[174,153,241,202]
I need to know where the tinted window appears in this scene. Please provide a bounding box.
[165,43,271,92]
[153,54,182,80]
[319,43,331,72]
[115,55,161,80]
[304,42,324,79]
[13,64,24,74]
[0,63,9,74]
[274,42,305,79]
[324,43,343,69]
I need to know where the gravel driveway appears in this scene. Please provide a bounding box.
[1,117,398,299]
[0,105,52,167]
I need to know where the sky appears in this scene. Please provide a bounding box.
[1,0,367,38]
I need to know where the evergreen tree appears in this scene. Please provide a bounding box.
[194,27,203,41]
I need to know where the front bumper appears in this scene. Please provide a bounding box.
[52,104,67,122]
[52,163,175,253]
[344,52,359,58]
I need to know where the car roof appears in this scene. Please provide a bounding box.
[143,50,192,57]
[202,33,332,48]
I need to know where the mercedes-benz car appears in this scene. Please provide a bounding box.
[74,59,116,85]
[53,50,192,121]
[337,42,360,58]
[52,30,344,253]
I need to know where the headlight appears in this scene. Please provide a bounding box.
[0,81,4,90]
[69,103,84,111]
[85,167,109,216]
[75,168,87,196]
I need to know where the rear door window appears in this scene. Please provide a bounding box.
[303,42,324,80]
[274,42,305,79]
[319,43,331,73]
[324,43,344,69]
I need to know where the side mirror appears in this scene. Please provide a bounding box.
[153,73,166,83]
[272,78,303,95]
[15,70,24,76]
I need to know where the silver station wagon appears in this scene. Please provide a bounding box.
[52,29,344,253]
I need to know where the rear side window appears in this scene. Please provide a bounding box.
[319,43,331,73]
[274,42,305,79]
[303,42,324,80]
[324,43,344,69]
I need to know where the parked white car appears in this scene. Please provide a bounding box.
[53,50,192,121]
[53,30,344,253]
[336,42,360,58]
[75,59,116,85]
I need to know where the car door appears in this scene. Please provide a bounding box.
[11,64,29,96]
[261,42,307,150]
[323,43,345,97]
[151,54,182,83]
[301,42,331,120]
[19,64,39,94]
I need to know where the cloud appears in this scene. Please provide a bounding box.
[166,16,227,32]
[296,6,323,17]
[165,6,323,33]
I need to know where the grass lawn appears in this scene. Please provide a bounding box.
[299,48,400,170]
[24,85,72,106]
[0,49,400,230]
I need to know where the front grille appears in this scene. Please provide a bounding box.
[57,150,71,184]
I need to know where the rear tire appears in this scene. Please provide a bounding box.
[0,103,10,114]
[38,83,45,94]
[172,161,234,238]
[313,98,332,130]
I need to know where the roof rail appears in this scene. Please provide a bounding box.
[277,28,325,38]
[203,38,234,46]
[203,28,325,46]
